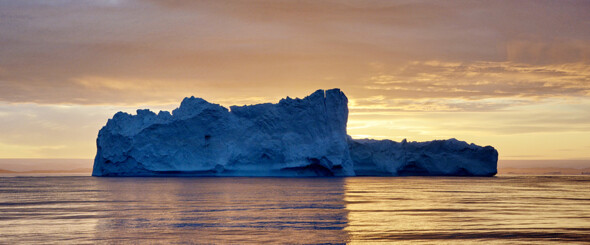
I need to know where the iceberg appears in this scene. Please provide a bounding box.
[92,89,497,177]
[349,138,497,176]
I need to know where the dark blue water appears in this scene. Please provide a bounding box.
[1,176,589,244]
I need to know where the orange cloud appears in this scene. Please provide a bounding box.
[349,60,590,112]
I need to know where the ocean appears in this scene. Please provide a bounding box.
[1,176,589,244]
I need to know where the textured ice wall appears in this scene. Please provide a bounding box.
[92,89,498,177]
[349,138,498,176]
[92,89,353,176]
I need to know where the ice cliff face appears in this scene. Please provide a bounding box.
[93,89,353,176]
[349,138,497,176]
[93,89,498,177]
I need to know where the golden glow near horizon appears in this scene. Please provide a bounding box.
[0,1,589,167]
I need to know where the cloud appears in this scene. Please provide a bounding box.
[1,0,589,105]
[349,97,590,136]
[507,39,590,65]
[347,60,590,112]
[1,0,590,161]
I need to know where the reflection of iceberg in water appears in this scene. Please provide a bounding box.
[93,178,349,243]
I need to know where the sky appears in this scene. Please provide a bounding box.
[1,0,590,169]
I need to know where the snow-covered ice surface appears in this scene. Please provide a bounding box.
[92,89,497,177]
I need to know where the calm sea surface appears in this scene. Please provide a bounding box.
[1,176,589,244]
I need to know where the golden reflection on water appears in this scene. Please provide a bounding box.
[344,176,590,244]
[0,177,101,244]
[1,176,590,244]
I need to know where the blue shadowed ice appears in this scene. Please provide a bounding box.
[92,89,497,177]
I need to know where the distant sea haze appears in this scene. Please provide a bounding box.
[0,159,92,173]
